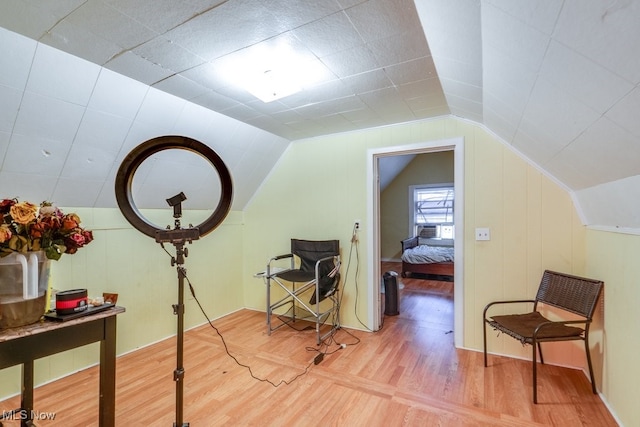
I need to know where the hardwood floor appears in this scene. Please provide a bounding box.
[1,262,617,426]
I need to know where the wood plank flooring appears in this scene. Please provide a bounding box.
[0,262,617,426]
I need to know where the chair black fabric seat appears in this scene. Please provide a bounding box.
[277,269,315,283]
[488,311,585,344]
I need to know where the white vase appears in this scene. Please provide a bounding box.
[0,251,51,328]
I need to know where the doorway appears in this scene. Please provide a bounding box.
[366,138,464,348]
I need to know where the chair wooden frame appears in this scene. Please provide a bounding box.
[482,270,604,403]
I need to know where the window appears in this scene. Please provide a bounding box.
[410,185,454,239]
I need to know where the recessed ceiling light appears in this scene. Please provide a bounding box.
[218,39,330,103]
[245,69,302,103]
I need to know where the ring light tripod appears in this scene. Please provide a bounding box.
[115,136,233,426]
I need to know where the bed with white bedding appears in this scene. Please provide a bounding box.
[400,236,454,279]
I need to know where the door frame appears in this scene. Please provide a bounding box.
[366,137,465,348]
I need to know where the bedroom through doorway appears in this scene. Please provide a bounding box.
[378,150,455,334]
[367,138,464,347]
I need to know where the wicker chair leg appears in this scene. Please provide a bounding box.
[585,336,598,394]
[483,320,488,367]
[532,338,538,404]
[537,342,544,364]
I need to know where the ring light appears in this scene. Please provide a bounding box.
[114,135,233,427]
[114,135,233,240]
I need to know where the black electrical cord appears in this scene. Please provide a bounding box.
[159,220,366,386]
[188,279,315,387]
[164,244,314,386]
[345,224,376,332]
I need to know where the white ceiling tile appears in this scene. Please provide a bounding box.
[105,51,175,86]
[482,107,518,143]
[550,117,640,189]
[406,92,448,111]
[539,41,633,113]
[268,0,343,30]
[93,175,117,208]
[367,30,431,68]
[27,43,101,106]
[152,74,210,101]
[179,61,232,91]
[411,105,449,120]
[416,0,481,64]
[0,171,57,202]
[212,83,259,105]
[0,131,9,161]
[343,69,393,94]
[60,144,116,179]
[554,0,640,83]
[74,109,131,153]
[134,89,186,130]
[337,0,367,8]
[63,0,157,49]
[542,154,590,191]
[482,2,549,70]
[431,56,482,88]
[576,175,640,228]
[3,133,71,175]
[0,85,21,133]
[483,75,529,118]
[13,92,84,142]
[512,121,566,165]
[190,90,240,113]
[483,93,522,132]
[451,106,482,123]
[339,107,377,123]
[521,79,600,151]
[132,37,205,74]
[40,18,122,65]
[114,121,169,165]
[485,0,563,35]
[346,0,421,43]
[438,79,480,104]
[293,11,363,58]
[482,47,538,98]
[384,57,438,86]
[315,113,357,131]
[606,86,640,138]
[163,1,279,61]
[320,45,380,78]
[51,176,105,207]
[87,69,149,120]
[171,104,218,142]
[104,0,226,34]
[218,104,262,123]
[0,27,36,90]
[446,93,482,119]
[0,1,81,40]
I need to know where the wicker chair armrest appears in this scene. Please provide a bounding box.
[533,318,591,337]
[483,299,536,319]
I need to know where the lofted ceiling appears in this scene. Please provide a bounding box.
[1,0,639,229]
